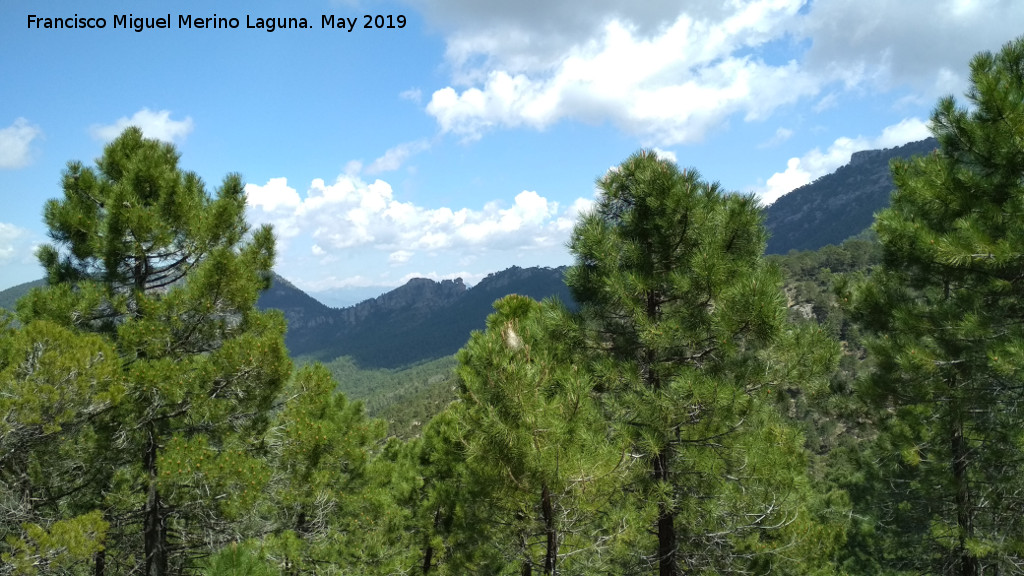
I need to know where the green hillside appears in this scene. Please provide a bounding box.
[0,279,45,312]
[763,137,937,253]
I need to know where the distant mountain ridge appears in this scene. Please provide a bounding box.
[257,266,573,368]
[763,137,938,254]
[2,138,941,367]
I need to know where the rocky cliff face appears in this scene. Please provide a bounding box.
[335,277,466,326]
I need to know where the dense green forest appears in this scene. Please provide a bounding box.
[2,38,1024,576]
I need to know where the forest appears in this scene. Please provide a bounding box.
[1,37,1023,576]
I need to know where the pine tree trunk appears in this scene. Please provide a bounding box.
[541,483,557,575]
[951,407,978,576]
[94,548,105,576]
[421,541,434,575]
[520,521,533,576]
[655,449,678,576]
[144,428,167,576]
[645,291,678,576]
[422,506,442,575]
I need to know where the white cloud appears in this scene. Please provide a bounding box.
[759,127,793,148]
[400,88,423,103]
[0,222,37,264]
[426,4,821,145]
[246,177,302,213]
[90,108,194,143]
[0,223,26,262]
[798,0,1024,98]
[365,139,431,175]
[0,118,43,169]
[756,117,931,205]
[344,160,363,176]
[245,173,592,268]
[389,250,414,264]
[419,0,1021,145]
[652,148,677,163]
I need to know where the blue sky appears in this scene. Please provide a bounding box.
[2,0,1021,304]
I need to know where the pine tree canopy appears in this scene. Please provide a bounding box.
[566,150,839,576]
[850,36,1024,576]
[10,127,291,576]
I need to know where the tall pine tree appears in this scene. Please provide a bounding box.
[19,127,291,576]
[453,295,622,575]
[566,151,838,575]
[850,36,1024,576]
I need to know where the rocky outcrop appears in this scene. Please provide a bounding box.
[335,278,466,326]
[257,266,572,368]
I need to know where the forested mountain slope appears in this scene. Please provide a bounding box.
[763,137,937,253]
[0,279,45,311]
[257,265,573,368]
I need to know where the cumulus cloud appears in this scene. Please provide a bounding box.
[389,250,414,265]
[652,148,677,163]
[427,3,820,145]
[419,0,1020,145]
[245,174,593,265]
[245,177,301,213]
[90,108,194,143]
[756,117,931,204]
[0,118,43,169]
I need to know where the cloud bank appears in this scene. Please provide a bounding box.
[245,173,595,271]
[419,0,1022,145]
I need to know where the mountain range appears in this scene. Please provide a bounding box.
[0,137,938,367]
[258,265,572,368]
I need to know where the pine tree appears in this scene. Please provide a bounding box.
[850,36,1024,576]
[452,295,622,575]
[19,127,291,575]
[566,151,839,575]
[405,406,467,575]
[0,315,119,574]
[259,364,387,573]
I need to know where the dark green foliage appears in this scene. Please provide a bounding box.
[329,356,459,438]
[11,127,291,576]
[451,295,622,575]
[567,151,841,576]
[256,364,391,572]
[321,355,456,416]
[850,36,1024,576]
[0,318,120,573]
